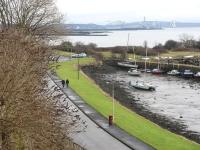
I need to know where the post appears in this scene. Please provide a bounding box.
[112,82,115,122]
[70,48,72,60]
[125,33,130,60]
[77,56,80,80]
[108,115,113,126]
[158,52,160,69]
[144,41,147,71]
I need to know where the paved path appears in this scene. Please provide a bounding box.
[49,72,155,150]
[48,74,131,150]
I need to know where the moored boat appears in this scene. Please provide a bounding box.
[128,68,141,76]
[117,61,138,68]
[181,70,194,78]
[167,70,180,76]
[140,69,152,73]
[146,69,152,73]
[194,72,200,78]
[129,80,156,91]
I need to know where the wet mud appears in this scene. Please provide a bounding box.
[82,62,200,144]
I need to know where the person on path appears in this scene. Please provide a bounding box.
[61,80,65,88]
[66,79,69,88]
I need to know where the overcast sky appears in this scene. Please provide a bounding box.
[56,0,200,24]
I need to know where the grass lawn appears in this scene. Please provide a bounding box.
[100,51,113,58]
[54,50,74,57]
[54,58,200,150]
[100,51,142,60]
[128,53,143,60]
[161,51,200,58]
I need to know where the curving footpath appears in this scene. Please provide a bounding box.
[49,70,155,150]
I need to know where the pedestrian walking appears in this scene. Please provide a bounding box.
[61,80,65,88]
[66,79,69,88]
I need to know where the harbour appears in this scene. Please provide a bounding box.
[82,62,200,143]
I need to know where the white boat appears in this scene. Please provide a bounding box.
[167,70,180,76]
[194,72,200,78]
[117,61,138,68]
[129,80,156,91]
[128,68,141,76]
[145,69,152,73]
[181,70,194,77]
[152,68,163,74]
[71,53,87,58]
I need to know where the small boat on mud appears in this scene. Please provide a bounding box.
[181,70,194,78]
[194,72,200,78]
[167,70,180,76]
[117,61,138,68]
[128,68,141,76]
[146,69,152,73]
[129,80,156,91]
[140,69,152,73]
[152,68,163,74]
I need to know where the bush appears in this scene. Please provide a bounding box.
[164,40,178,50]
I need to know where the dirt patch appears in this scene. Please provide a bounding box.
[82,61,200,144]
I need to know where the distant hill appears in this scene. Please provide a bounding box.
[65,23,105,30]
[65,21,200,31]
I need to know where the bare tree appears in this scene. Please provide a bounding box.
[0,0,62,34]
[74,42,87,53]
[87,43,97,50]
[0,29,83,149]
[179,34,195,48]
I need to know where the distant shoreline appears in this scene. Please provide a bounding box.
[67,33,108,36]
[67,27,162,36]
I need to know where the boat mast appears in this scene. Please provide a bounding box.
[127,33,130,50]
[126,33,130,60]
[158,52,160,69]
[133,46,136,65]
[144,41,147,71]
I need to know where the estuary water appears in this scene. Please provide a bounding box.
[55,27,200,47]
[106,72,200,134]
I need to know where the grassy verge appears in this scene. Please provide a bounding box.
[100,51,142,60]
[161,51,200,58]
[99,51,113,58]
[54,50,74,57]
[100,50,200,59]
[55,58,200,150]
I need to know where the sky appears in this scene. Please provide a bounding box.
[56,0,200,24]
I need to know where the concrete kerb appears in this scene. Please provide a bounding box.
[48,72,155,150]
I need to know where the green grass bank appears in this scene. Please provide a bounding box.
[54,58,200,150]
